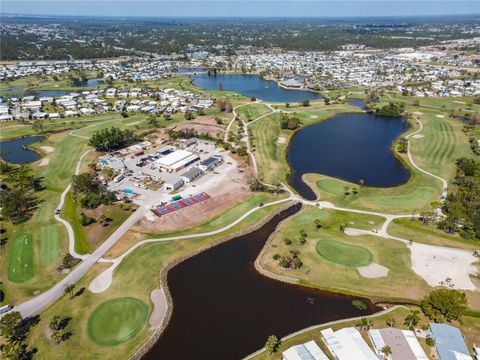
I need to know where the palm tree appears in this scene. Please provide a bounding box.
[359,179,365,188]
[381,345,392,359]
[404,309,420,329]
[385,317,396,328]
[64,284,76,299]
[356,317,374,331]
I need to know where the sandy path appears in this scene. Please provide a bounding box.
[149,288,168,328]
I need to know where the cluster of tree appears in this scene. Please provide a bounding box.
[0,162,43,223]
[376,101,405,117]
[343,185,360,198]
[273,250,303,269]
[463,124,480,156]
[280,113,301,130]
[215,99,233,113]
[248,178,283,194]
[68,71,88,86]
[396,137,409,153]
[441,157,480,241]
[72,173,116,209]
[420,288,467,323]
[57,254,81,272]
[49,315,73,345]
[0,311,39,360]
[352,300,368,310]
[88,127,138,152]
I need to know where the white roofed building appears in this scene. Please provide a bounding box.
[282,340,329,360]
[368,328,428,360]
[321,327,378,360]
[154,150,199,172]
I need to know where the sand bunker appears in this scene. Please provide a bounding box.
[412,134,424,139]
[149,288,168,328]
[357,263,389,278]
[40,146,54,153]
[277,137,286,144]
[37,158,50,167]
[310,115,318,119]
[410,243,477,291]
[413,112,423,116]
[436,115,445,118]
[453,101,466,104]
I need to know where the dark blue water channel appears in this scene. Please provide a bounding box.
[288,112,410,200]
[190,74,323,102]
[0,135,44,164]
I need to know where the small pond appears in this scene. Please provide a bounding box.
[288,113,410,200]
[0,135,44,164]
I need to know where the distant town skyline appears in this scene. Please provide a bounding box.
[2,0,479,18]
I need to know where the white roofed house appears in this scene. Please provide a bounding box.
[321,327,378,360]
[80,107,96,115]
[282,340,329,360]
[21,100,42,112]
[65,110,79,117]
[368,328,428,360]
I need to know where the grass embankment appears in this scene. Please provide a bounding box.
[26,198,291,360]
[249,305,480,360]
[305,106,473,214]
[259,206,430,303]
[107,192,288,257]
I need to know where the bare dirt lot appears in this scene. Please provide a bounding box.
[168,119,226,139]
[138,156,251,233]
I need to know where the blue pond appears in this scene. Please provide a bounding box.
[288,113,410,200]
[190,74,323,102]
[0,135,44,164]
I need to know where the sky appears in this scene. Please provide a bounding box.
[1,0,479,18]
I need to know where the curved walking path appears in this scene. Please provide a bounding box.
[243,305,408,360]
[405,119,448,201]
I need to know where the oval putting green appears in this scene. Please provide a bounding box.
[87,297,149,346]
[316,240,373,267]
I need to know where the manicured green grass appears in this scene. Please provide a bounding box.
[37,224,60,268]
[316,240,373,267]
[62,191,88,254]
[8,233,34,283]
[87,297,149,346]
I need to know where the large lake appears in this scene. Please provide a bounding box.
[288,113,410,200]
[146,204,378,360]
[190,74,323,102]
[0,135,44,164]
